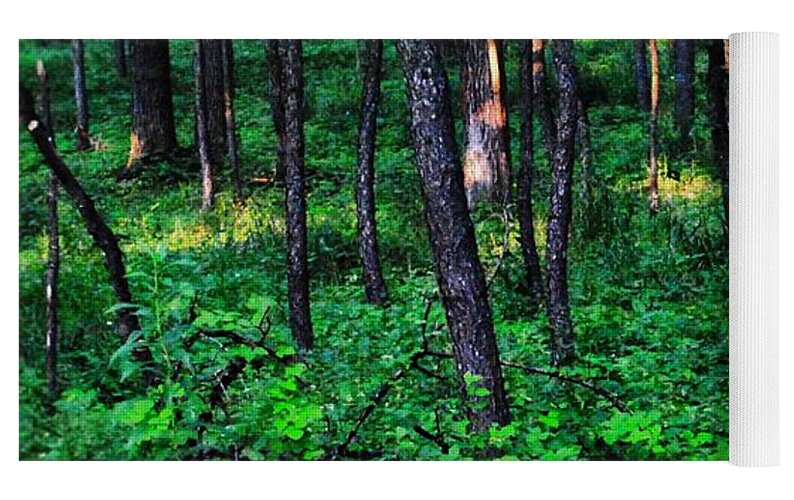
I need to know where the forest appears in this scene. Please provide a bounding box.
[18,39,728,460]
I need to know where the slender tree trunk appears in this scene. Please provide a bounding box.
[221,40,243,203]
[707,39,729,225]
[634,40,650,113]
[45,168,59,403]
[547,40,578,368]
[194,41,215,212]
[126,40,178,170]
[648,39,660,213]
[114,39,127,78]
[267,40,287,183]
[577,98,596,237]
[278,40,313,350]
[533,39,557,165]
[21,85,142,344]
[673,39,695,149]
[197,40,227,164]
[460,39,510,207]
[356,40,389,306]
[72,40,91,151]
[36,60,54,149]
[396,39,510,431]
[37,61,59,403]
[517,40,544,308]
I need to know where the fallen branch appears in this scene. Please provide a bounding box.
[420,349,629,413]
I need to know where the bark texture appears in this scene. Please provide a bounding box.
[517,40,544,307]
[72,40,91,151]
[707,39,729,225]
[460,39,511,207]
[634,40,650,113]
[21,85,141,343]
[267,40,287,183]
[114,39,127,78]
[648,40,660,213]
[38,61,59,402]
[278,40,314,350]
[673,39,695,148]
[194,41,215,212]
[221,40,243,202]
[533,39,558,165]
[355,40,389,306]
[397,39,510,431]
[197,40,227,164]
[547,40,578,368]
[127,40,178,168]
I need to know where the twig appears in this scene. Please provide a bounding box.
[421,349,629,413]
[413,424,450,454]
[500,360,631,413]
[486,204,512,290]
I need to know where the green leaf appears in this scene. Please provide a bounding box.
[115,398,155,425]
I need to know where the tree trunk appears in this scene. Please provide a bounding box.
[278,40,314,350]
[126,40,178,169]
[194,41,215,212]
[396,39,510,432]
[648,39,660,213]
[547,40,578,368]
[267,40,287,183]
[533,39,558,165]
[577,98,596,237]
[634,40,650,113]
[72,40,91,151]
[221,40,243,203]
[356,40,389,306]
[37,61,59,403]
[21,85,142,345]
[114,39,127,78]
[673,39,695,148]
[707,39,729,226]
[197,40,227,165]
[517,40,544,308]
[460,39,510,207]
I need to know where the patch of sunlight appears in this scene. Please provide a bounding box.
[624,159,722,202]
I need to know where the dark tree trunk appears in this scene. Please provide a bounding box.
[194,41,215,212]
[396,39,510,432]
[72,40,91,151]
[37,61,59,403]
[634,39,650,113]
[673,39,695,148]
[126,40,178,169]
[356,40,389,306]
[278,40,314,350]
[267,40,287,183]
[114,39,127,78]
[460,39,510,207]
[197,40,227,164]
[533,39,558,165]
[648,39,660,213]
[21,85,142,345]
[221,40,243,203]
[517,40,544,308]
[546,40,578,368]
[707,39,729,226]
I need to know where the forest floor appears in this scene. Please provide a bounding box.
[19,40,728,460]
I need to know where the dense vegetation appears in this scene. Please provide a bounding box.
[19,39,727,460]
